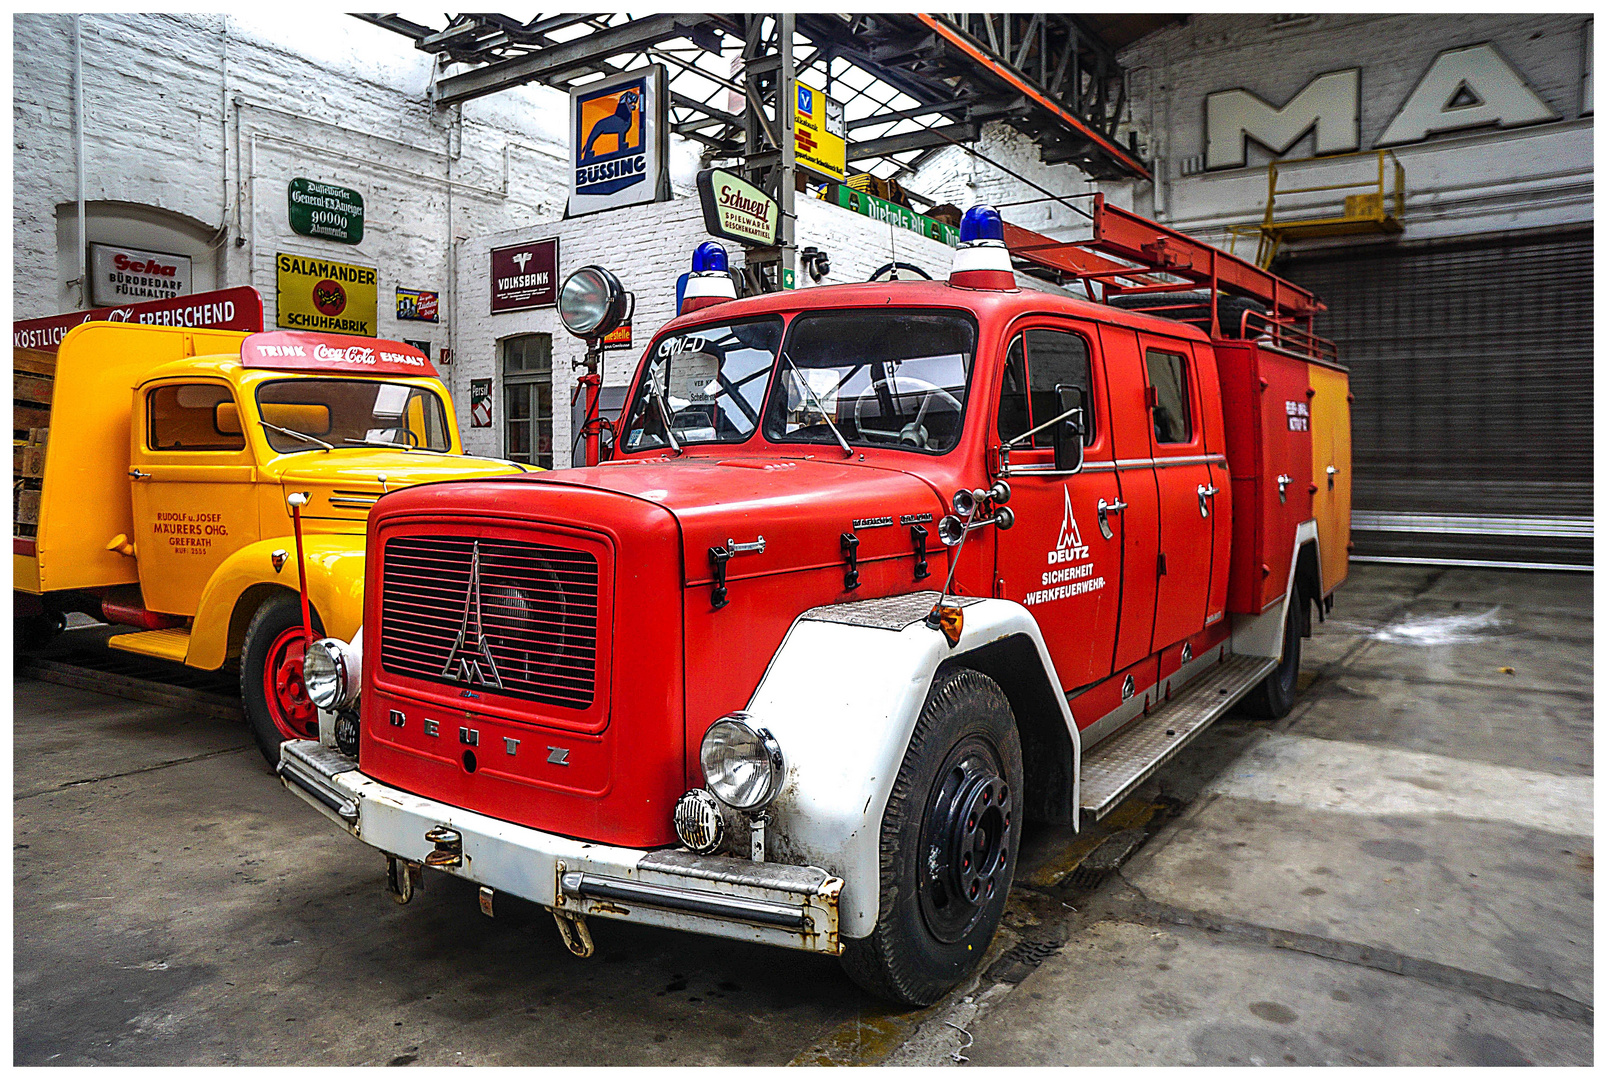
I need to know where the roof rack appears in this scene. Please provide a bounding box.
[1006,194,1336,362]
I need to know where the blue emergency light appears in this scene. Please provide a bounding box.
[692,241,729,274]
[959,204,1005,246]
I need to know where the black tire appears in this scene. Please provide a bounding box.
[239,592,324,767]
[1106,291,1267,338]
[1242,582,1302,719]
[14,611,66,653]
[841,668,1024,1006]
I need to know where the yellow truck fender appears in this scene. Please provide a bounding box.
[186,535,368,670]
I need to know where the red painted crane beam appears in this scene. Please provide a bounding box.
[915,14,1151,181]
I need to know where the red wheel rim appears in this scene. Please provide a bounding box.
[263,625,318,741]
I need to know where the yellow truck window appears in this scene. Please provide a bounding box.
[255,379,450,453]
[148,384,247,452]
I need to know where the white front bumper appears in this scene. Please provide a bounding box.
[278,740,843,955]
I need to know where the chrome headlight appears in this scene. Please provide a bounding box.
[304,635,359,711]
[700,713,784,811]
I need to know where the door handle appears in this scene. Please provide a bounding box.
[128,468,151,480]
[1276,473,1292,504]
[1196,483,1219,517]
[1097,498,1127,540]
[1326,464,1339,489]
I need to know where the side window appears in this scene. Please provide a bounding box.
[996,337,1030,444]
[1024,329,1094,448]
[148,384,246,451]
[1145,349,1192,444]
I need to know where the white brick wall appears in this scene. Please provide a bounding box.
[907,122,1103,243]
[12,10,573,353]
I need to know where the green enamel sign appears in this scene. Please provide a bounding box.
[288,178,365,244]
[832,185,959,247]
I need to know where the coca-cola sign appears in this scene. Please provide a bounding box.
[88,243,193,307]
[240,331,437,377]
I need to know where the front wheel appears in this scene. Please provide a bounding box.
[841,668,1023,1006]
[240,593,324,766]
[1242,581,1303,719]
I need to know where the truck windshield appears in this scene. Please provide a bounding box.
[619,317,783,451]
[763,309,976,453]
[255,379,451,454]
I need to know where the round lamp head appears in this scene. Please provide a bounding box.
[558,264,626,339]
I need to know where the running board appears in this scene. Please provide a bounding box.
[106,627,192,663]
[1078,653,1277,824]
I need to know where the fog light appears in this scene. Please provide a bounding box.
[701,714,785,811]
[674,789,726,854]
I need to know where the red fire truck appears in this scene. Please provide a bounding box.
[281,199,1351,1006]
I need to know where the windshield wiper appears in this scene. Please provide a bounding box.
[261,420,334,452]
[645,375,683,455]
[342,436,413,450]
[783,352,853,458]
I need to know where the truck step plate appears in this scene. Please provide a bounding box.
[106,627,192,663]
[1078,653,1277,823]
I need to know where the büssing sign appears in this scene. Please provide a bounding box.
[696,169,780,248]
[568,65,669,217]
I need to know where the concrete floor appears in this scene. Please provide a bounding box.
[12,565,1593,1065]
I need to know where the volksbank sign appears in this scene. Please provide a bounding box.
[568,65,669,217]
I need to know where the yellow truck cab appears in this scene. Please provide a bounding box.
[13,323,531,762]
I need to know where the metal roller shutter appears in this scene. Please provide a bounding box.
[1281,227,1593,569]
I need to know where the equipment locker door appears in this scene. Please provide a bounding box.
[1098,325,1161,673]
[1138,336,1214,653]
[993,322,1123,692]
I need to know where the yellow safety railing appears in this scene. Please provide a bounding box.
[1229,149,1405,268]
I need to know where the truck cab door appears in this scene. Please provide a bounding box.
[129,380,260,615]
[992,322,1123,692]
[1138,336,1215,652]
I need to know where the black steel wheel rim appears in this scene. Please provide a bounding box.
[917,735,1012,943]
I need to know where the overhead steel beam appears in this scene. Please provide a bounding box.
[848,122,979,162]
[432,13,715,106]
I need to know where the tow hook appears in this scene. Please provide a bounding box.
[423,825,463,867]
[551,908,595,958]
[385,856,422,904]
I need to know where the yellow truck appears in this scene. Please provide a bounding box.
[13,324,531,762]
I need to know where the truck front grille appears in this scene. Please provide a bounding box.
[379,535,599,710]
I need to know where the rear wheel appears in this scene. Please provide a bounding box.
[1242,582,1303,719]
[240,593,323,766]
[841,668,1023,1006]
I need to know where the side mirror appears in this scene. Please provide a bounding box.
[1053,385,1086,473]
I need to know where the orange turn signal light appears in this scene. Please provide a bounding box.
[925,604,964,647]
